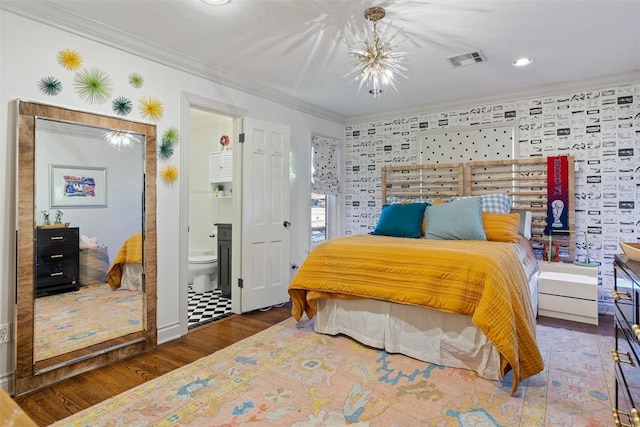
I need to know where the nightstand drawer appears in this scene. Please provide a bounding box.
[538,293,598,323]
[538,273,598,300]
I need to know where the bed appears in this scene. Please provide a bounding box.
[289,157,575,394]
[106,232,144,291]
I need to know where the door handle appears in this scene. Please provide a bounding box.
[283,221,291,229]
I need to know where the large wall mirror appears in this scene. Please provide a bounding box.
[15,100,157,395]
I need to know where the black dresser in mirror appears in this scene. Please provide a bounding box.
[35,227,79,297]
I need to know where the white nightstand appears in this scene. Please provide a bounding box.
[537,261,599,325]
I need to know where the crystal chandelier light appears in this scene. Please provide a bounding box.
[104,130,140,150]
[345,6,408,97]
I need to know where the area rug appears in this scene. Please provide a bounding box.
[53,318,614,426]
[34,283,143,361]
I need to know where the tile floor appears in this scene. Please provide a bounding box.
[187,287,233,329]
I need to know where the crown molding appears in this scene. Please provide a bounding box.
[0,1,347,125]
[346,70,640,124]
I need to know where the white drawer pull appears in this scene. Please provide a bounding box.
[50,272,64,277]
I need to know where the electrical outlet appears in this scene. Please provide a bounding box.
[0,323,10,344]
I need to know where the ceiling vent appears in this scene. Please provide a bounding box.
[446,50,487,67]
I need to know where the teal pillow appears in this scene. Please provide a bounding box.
[425,197,487,240]
[370,203,429,238]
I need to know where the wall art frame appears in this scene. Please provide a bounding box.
[50,164,107,208]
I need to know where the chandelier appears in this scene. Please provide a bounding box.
[104,130,141,150]
[345,6,408,97]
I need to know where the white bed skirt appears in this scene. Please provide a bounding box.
[314,270,539,381]
[315,298,501,380]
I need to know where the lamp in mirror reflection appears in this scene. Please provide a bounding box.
[104,130,141,150]
[345,6,408,97]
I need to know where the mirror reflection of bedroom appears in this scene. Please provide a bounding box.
[187,108,234,329]
[33,118,145,372]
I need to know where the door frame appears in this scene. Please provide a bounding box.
[179,92,248,336]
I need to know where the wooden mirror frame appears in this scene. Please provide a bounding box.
[14,100,157,395]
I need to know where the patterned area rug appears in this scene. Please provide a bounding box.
[53,318,614,426]
[34,284,143,362]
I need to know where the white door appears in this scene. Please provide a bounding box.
[240,117,291,312]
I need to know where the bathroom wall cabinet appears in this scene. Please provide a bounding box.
[209,151,233,183]
[216,223,232,299]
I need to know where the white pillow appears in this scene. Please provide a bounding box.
[510,209,533,239]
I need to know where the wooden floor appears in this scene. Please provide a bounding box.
[14,308,613,426]
[14,305,291,426]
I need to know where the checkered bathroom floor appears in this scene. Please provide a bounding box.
[187,287,233,329]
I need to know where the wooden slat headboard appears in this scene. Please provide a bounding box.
[381,157,575,262]
[381,162,464,202]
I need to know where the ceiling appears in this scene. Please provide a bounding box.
[3,0,639,122]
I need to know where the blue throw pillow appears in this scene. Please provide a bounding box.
[370,203,429,238]
[425,197,487,240]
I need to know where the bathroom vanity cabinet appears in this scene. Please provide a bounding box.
[216,223,232,299]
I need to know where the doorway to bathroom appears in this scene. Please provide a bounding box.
[187,107,234,329]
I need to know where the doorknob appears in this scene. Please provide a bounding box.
[283,221,291,229]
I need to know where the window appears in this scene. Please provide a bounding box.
[311,135,340,248]
[311,193,327,245]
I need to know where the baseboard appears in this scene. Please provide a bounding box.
[0,372,14,395]
[157,322,181,345]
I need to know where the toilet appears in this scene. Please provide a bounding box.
[188,254,218,293]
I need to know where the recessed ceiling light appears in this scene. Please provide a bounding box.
[201,0,230,5]
[513,57,533,67]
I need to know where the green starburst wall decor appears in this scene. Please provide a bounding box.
[38,76,63,96]
[158,139,174,160]
[128,72,144,88]
[112,96,133,116]
[73,67,113,105]
[162,127,180,145]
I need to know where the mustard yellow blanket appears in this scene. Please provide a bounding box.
[106,233,142,290]
[288,234,543,393]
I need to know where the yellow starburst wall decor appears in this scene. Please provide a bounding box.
[57,49,83,70]
[139,96,164,121]
[159,164,179,185]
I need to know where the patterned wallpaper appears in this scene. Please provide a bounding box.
[344,82,639,307]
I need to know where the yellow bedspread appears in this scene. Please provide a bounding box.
[106,233,142,290]
[288,234,543,393]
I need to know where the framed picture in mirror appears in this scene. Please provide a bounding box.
[50,165,107,208]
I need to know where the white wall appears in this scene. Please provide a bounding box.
[188,112,233,255]
[0,11,344,391]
